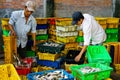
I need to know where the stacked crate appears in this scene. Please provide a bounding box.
[48,18,57,41]
[1,18,17,63]
[37,41,65,69]
[105,18,119,42]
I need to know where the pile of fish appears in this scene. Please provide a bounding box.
[80,66,101,74]
[33,70,68,80]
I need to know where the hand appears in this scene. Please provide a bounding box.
[75,54,82,62]
[11,31,16,36]
[31,46,36,51]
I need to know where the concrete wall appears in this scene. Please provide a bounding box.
[54,0,114,17]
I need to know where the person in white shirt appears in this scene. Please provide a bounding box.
[72,11,106,62]
[8,1,37,59]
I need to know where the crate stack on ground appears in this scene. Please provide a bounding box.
[105,18,119,42]
[48,18,57,41]
[37,41,65,69]
[103,42,120,74]
[1,18,17,64]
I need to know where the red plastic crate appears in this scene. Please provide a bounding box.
[15,58,33,75]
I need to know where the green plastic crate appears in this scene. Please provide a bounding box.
[70,63,113,80]
[2,30,9,36]
[76,36,84,42]
[86,46,112,66]
[26,51,35,57]
[36,34,48,40]
[105,28,118,34]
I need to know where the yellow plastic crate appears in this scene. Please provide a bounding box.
[55,18,72,26]
[78,31,83,36]
[64,62,78,72]
[0,64,21,80]
[56,36,76,43]
[1,18,10,30]
[65,42,78,49]
[100,24,107,29]
[37,52,60,61]
[38,66,54,72]
[3,36,17,63]
[114,64,120,74]
[36,18,48,24]
[107,17,119,24]
[19,75,28,80]
[107,23,119,28]
[95,17,107,24]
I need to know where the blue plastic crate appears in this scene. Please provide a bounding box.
[37,57,64,69]
[27,69,74,80]
[36,24,48,29]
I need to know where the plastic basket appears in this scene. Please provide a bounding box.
[36,18,48,24]
[70,63,113,80]
[106,17,119,24]
[114,64,120,74]
[55,18,72,26]
[37,52,60,61]
[27,69,74,80]
[26,51,35,57]
[37,41,64,53]
[0,64,21,80]
[36,34,48,40]
[105,28,118,34]
[56,36,76,43]
[3,36,17,63]
[76,36,84,42]
[95,17,107,24]
[86,46,112,66]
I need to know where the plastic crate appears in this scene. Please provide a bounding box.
[37,57,64,69]
[56,31,78,37]
[19,75,28,80]
[56,26,77,32]
[64,62,78,72]
[2,30,9,36]
[3,36,17,63]
[114,64,120,74]
[86,46,112,66]
[107,23,119,28]
[36,18,48,24]
[106,17,119,24]
[37,52,60,61]
[15,58,33,75]
[70,63,113,80]
[0,64,21,80]
[56,36,76,43]
[55,18,72,26]
[36,24,48,29]
[65,50,85,64]
[36,34,48,40]
[105,28,118,34]
[1,18,10,30]
[65,42,78,49]
[106,33,118,42]
[78,30,84,36]
[100,24,107,30]
[27,69,74,80]
[26,51,35,57]
[37,41,65,53]
[76,36,84,42]
[95,17,107,24]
